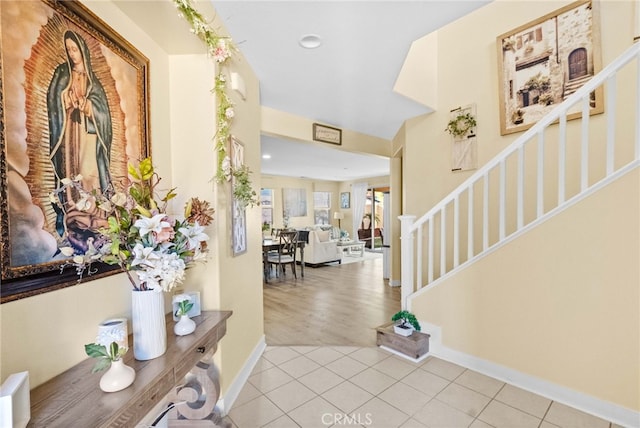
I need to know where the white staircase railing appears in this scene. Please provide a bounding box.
[400,42,640,309]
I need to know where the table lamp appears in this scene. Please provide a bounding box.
[333,212,344,229]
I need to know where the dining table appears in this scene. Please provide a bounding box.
[262,238,306,282]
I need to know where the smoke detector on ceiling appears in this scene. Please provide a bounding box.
[298,34,322,49]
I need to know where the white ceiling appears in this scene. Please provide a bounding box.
[261,135,389,181]
[115,0,490,181]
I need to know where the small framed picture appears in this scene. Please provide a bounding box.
[313,123,342,145]
[260,188,273,207]
[340,192,350,209]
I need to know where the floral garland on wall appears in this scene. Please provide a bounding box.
[174,0,258,207]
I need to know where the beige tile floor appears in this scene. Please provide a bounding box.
[226,346,620,428]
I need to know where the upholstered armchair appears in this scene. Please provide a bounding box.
[301,230,342,266]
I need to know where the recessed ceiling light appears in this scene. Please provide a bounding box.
[299,34,322,49]
[262,154,271,159]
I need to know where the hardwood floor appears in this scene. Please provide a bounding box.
[263,255,401,346]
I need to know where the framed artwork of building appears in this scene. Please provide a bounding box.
[496,0,603,135]
[0,0,150,303]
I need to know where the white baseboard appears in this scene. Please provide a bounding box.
[216,335,266,416]
[388,279,401,287]
[420,321,640,428]
[379,345,431,363]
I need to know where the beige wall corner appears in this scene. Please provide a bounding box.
[261,106,392,158]
[394,31,438,110]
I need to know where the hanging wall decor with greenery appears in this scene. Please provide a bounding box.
[445,111,477,139]
[173,0,259,209]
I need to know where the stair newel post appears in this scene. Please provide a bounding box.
[399,215,417,310]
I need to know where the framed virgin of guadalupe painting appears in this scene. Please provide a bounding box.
[0,0,150,303]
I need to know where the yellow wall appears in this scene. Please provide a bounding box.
[261,175,341,230]
[411,169,640,410]
[402,0,636,218]
[260,175,391,247]
[402,0,639,412]
[262,107,391,158]
[0,0,264,399]
[167,50,263,396]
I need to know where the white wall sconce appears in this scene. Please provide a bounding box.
[230,72,246,100]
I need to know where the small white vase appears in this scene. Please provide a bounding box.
[174,315,196,336]
[100,359,135,392]
[131,290,167,360]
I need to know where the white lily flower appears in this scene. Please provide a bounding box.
[134,214,170,237]
[178,223,209,249]
[131,243,160,268]
[73,255,85,264]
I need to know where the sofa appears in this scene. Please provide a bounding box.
[300,229,342,266]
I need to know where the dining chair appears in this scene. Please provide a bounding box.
[266,230,298,279]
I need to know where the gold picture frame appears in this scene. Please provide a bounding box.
[496,0,603,135]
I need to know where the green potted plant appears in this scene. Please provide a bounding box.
[85,341,135,392]
[173,294,196,336]
[391,310,421,337]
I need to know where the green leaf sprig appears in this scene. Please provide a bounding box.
[391,310,421,331]
[85,342,127,373]
[173,0,241,184]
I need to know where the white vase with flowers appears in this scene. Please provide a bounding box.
[85,329,134,392]
[51,158,214,361]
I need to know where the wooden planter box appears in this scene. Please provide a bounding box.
[376,322,430,359]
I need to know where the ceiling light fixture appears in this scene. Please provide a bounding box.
[298,34,322,49]
[262,154,271,159]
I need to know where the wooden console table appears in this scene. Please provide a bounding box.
[28,310,232,427]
